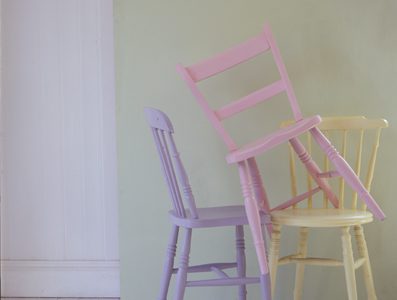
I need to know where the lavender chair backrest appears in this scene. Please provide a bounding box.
[177,23,303,152]
[145,107,199,219]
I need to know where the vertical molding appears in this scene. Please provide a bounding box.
[96,0,107,260]
[100,0,118,260]
[0,2,3,296]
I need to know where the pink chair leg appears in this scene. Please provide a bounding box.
[247,158,273,236]
[236,225,247,300]
[158,225,179,300]
[237,161,271,300]
[247,158,270,213]
[247,158,273,235]
[310,127,385,220]
[174,228,192,300]
[289,137,339,208]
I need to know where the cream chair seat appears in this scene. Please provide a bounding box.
[271,208,373,228]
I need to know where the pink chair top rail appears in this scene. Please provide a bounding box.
[186,33,270,82]
[177,23,304,152]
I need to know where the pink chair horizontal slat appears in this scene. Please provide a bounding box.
[215,80,286,120]
[317,170,340,178]
[186,33,270,82]
[271,186,322,211]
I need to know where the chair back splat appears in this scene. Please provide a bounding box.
[145,107,198,219]
[176,23,303,152]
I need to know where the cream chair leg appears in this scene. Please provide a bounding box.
[341,226,358,300]
[269,223,281,296]
[294,227,309,300]
[354,225,377,300]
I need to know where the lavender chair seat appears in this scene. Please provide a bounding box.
[169,205,270,228]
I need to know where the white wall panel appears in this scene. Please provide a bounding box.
[1,0,119,297]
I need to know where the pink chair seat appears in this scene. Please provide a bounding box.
[169,205,270,228]
[226,115,321,164]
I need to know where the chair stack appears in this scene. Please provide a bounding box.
[145,23,387,300]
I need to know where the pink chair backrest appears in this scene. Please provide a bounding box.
[177,23,303,152]
[145,107,199,219]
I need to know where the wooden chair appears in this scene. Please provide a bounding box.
[176,22,386,300]
[145,107,270,300]
[269,116,388,300]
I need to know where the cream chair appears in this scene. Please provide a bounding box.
[269,116,388,300]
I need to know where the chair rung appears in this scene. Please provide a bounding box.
[271,187,321,211]
[186,277,260,287]
[216,80,285,120]
[211,266,229,278]
[278,254,300,266]
[354,258,366,269]
[317,170,340,178]
[279,255,343,267]
[172,262,237,274]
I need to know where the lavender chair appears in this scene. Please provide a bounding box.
[145,107,270,300]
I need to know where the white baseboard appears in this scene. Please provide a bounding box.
[1,259,120,298]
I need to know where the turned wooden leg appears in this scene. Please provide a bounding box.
[310,127,385,220]
[354,225,377,300]
[236,225,247,300]
[237,161,271,300]
[247,158,273,235]
[269,223,281,296]
[294,227,309,300]
[341,227,358,300]
[289,137,339,208]
[247,158,270,213]
[174,228,192,300]
[158,225,179,300]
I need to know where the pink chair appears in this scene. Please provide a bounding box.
[176,23,386,300]
[145,107,270,300]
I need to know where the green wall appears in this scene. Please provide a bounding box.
[115,0,397,299]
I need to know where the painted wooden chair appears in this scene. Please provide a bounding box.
[145,107,270,300]
[176,23,386,300]
[269,116,388,300]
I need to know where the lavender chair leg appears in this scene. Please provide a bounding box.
[158,225,179,300]
[310,127,385,220]
[174,228,192,300]
[236,225,247,300]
